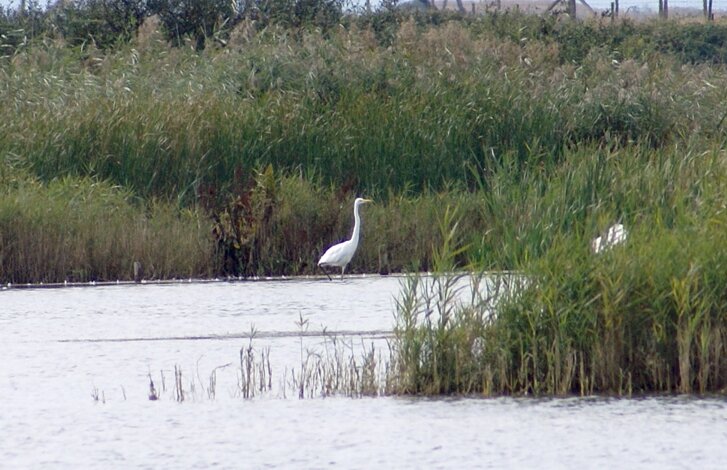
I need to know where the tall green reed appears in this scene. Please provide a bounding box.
[0,172,213,283]
[391,143,727,396]
[4,20,727,202]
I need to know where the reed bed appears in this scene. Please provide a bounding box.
[7,11,727,394]
[390,226,727,396]
[4,17,727,200]
[4,15,727,282]
[136,139,727,398]
[0,165,487,282]
[0,171,214,283]
[390,144,727,396]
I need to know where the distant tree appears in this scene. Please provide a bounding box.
[0,1,52,54]
[55,0,148,48]
[148,0,233,49]
[236,0,344,30]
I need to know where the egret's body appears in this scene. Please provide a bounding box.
[592,223,627,254]
[318,197,372,279]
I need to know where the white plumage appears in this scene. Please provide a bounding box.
[318,197,372,279]
[591,223,627,254]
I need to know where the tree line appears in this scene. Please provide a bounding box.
[1,0,357,51]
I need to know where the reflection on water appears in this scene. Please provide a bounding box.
[2,277,727,468]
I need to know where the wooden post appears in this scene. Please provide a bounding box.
[133,261,143,283]
[378,245,390,275]
[568,0,576,16]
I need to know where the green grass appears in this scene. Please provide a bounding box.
[389,142,727,396]
[0,171,214,283]
[3,17,727,202]
[3,13,727,295]
[5,11,727,395]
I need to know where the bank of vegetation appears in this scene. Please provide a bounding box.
[3,2,727,395]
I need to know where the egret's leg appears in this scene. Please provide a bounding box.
[320,265,332,281]
[340,265,345,279]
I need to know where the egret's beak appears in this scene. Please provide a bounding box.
[362,198,373,204]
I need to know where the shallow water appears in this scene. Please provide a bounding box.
[2,276,727,468]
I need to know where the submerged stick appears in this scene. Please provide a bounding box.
[133,261,143,283]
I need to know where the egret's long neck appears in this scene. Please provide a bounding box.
[350,203,362,243]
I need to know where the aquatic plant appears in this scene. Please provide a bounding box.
[0,173,214,283]
[148,336,389,401]
[389,145,727,395]
[286,312,387,398]
[240,328,273,399]
[3,16,727,200]
[5,13,727,290]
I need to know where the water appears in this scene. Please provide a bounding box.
[2,276,727,468]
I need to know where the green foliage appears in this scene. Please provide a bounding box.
[251,0,344,30]
[56,0,147,48]
[651,21,727,64]
[7,18,727,203]
[5,13,727,289]
[389,206,492,395]
[0,2,48,56]
[149,0,233,49]
[488,213,727,395]
[5,4,727,57]
[391,144,727,396]
[200,168,485,277]
[1,0,346,53]
[0,173,213,283]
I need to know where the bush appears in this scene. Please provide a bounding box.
[148,0,232,49]
[653,22,727,64]
[56,0,147,48]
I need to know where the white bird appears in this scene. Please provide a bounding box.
[591,223,627,254]
[318,197,372,279]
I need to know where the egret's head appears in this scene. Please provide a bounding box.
[354,197,373,206]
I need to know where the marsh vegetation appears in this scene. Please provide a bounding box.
[3,3,727,395]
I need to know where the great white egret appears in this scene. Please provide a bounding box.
[318,197,372,279]
[591,223,627,254]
